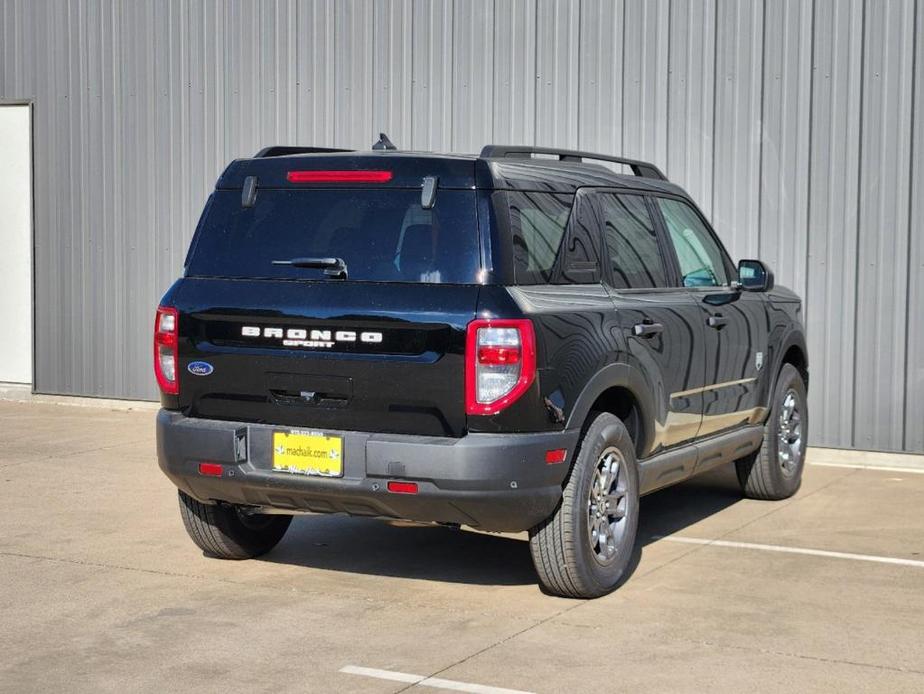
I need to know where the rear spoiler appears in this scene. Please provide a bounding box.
[254,146,353,158]
[217,156,478,191]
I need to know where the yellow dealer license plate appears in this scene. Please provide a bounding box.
[272,430,343,477]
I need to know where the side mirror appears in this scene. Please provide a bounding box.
[737,259,774,292]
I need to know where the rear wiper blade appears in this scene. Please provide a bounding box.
[272,256,348,279]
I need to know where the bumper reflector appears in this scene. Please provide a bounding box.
[387,481,418,494]
[198,462,223,477]
[545,448,567,465]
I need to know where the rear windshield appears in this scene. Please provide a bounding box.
[186,189,480,283]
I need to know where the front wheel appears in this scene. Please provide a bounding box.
[529,412,640,599]
[178,490,292,559]
[736,363,808,500]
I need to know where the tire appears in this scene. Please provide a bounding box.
[528,412,640,599]
[736,363,808,500]
[178,490,292,559]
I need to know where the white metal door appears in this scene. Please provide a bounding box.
[0,104,33,384]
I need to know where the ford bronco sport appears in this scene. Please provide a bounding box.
[155,139,808,599]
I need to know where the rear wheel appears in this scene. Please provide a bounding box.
[178,490,292,559]
[529,412,640,599]
[736,363,808,500]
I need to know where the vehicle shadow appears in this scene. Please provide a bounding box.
[266,513,538,586]
[258,464,743,588]
[638,463,744,545]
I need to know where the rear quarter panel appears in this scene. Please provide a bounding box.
[468,284,627,435]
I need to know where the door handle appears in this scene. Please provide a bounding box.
[707,314,729,329]
[633,321,664,338]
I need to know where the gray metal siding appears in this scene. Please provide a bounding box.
[0,0,921,453]
[908,0,924,453]
[806,0,864,449]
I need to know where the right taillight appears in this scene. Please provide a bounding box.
[154,306,179,395]
[465,318,536,416]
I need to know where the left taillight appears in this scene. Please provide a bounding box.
[154,306,179,395]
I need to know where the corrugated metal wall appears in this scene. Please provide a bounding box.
[0,0,921,452]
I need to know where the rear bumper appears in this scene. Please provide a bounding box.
[156,410,579,532]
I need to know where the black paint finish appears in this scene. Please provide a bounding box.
[168,278,478,437]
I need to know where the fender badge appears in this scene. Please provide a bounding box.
[187,361,214,376]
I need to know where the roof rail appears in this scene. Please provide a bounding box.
[254,146,353,158]
[478,145,667,181]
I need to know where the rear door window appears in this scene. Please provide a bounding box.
[598,193,668,289]
[186,189,480,284]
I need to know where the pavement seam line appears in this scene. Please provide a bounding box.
[340,665,536,694]
[0,549,565,688]
[0,550,229,583]
[631,467,863,580]
[673,637,924,677]
[0,438,151,469]
[391,470,869,691]
[0,550,539,618]
[665,465,862,547]
[543,624,924,678]
[0,550,360,607]
[390,601,586,694]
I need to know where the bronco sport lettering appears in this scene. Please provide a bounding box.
[241,326,384,349]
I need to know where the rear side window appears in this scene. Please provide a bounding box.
[186,189,480,284]
[508,192,574,284]
[557,193,603,284]
[598,193,668,289]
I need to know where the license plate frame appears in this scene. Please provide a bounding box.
[271,429,343,478]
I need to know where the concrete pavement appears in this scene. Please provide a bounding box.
[0,400,922,693]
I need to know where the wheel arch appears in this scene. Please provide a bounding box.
[781,342,809,389]
[772,329,809,393]
[566,363,657,458]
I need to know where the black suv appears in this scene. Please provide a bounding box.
[155,141,808,599]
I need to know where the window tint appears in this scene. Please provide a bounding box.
[599,193,667,289]
[508,192,573,284]
[558,193,602,284]
[185,189,480,283]
[658,198,729,287]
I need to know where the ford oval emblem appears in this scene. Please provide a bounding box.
[187,361,214,376]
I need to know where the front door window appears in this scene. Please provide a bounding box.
[657,198,728,288]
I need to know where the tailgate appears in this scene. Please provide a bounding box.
[172,279,478,437]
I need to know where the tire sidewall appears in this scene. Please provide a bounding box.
[567,413,640,594]
[178,491,292,559]
[765,364,809,495]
